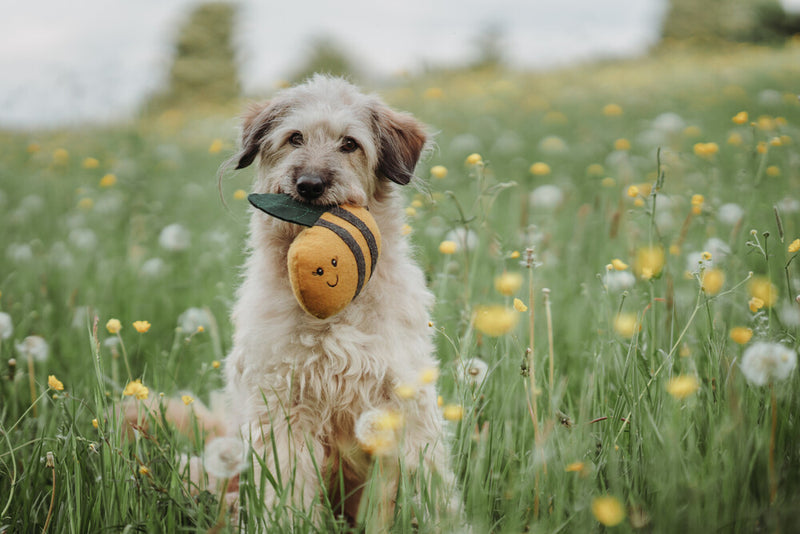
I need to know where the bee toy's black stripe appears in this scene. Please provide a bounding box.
[330,207,379,275]
[316,219,366,298]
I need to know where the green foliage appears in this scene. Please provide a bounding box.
[660,0,796,43]
[2,44,800,532]
[289,36,363,85]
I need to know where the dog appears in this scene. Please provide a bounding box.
[221,75,458,527]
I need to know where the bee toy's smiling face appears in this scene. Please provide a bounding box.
[286,205,381,319]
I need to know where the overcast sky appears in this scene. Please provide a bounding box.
[1,0,798,128]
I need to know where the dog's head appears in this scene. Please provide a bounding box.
[232,75,427,207]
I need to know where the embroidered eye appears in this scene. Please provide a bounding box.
[314,267,324,276]
[331,258,337,267]
[341,137,359,153]
[289,132,304,147]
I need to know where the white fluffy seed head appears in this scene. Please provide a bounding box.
[203,436,248,479]
[740,342,797,386]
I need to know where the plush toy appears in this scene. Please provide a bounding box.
[248,193,381,319]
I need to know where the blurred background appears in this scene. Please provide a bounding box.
[1,0,799,128]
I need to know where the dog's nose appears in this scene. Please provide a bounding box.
[296,175,326,200]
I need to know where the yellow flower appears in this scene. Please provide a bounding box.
[395,383,416,400]
[565,461,588,475]
[757,116,775,131]
[439,241,457,254]
[693,142,719,159]
[727,132,744,146]
[48,375,64,391]
[27,143,41,153]
[634,246,665,280]
[611,259,628,271]
[587,163,604,176]
[208,139,224,154]
[473,305,518,336]
[78,198,94,211]
[419,367,439,384]
[465,153,482,165]
[601,177,616,187]
[603,103,623,116]
[123,379,149,400]
[510,250,520,259]
[730,327,753,345]
[53,148,70,166]
[592,495,626,526]
[614,138,631,151]
[82,157,100,169]
[627,185,639,198]
[766,166,780,177]
[748,277,778,307]
[789,239,800,254]
[233,189,247,200]
[424,87,444,99]
[513,298,528,312]
[212,360,221,369]
[133,320,151,333]
[666,375,700,399]
[106,318,122,334]
[732,111,748,124]
[634,198,645,208]
[99,173,117,187]
[139,466,150,476]
[529,162,551,175]
[182,395,194,405]
[405,206,417,217]
[757,141,768,154]
[749,297,765,313]
[494,272,523,296]
[769,137,782,147]
[701,268,724,295]
[92,418,99,429]
[683,125,702,137]
[430,165,448,179]
[442,404,464,422]
[614,313,639,338]
[401,224,412,236]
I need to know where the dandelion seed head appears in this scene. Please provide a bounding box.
[355,409,400,455]
[0,312,13,340]
[740,342,797,386]
[459,357,489,386]
[159,223,191,252]
[204,436,248,479]
[16,335,49,362]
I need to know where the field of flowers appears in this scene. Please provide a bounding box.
[1,45,799,532]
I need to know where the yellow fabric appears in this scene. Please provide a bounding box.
[287,205,381,319]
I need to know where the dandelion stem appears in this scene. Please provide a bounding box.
[27,354,37,418]
[543,288,555,398]
[769,383,778,505]
[42,457,56,534]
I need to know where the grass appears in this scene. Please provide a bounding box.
[2,43,800,532]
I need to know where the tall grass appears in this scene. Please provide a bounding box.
[1,45,799,532]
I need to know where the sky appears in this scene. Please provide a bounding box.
[1,0,798,128]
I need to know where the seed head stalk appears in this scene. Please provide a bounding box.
[525,248,541,518]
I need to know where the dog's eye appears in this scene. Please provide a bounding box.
[314,267,324,276]
[340,137,359,153]
[289,132,304,147]
[331,258,337,267]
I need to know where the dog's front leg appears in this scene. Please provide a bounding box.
[245,415,325,521]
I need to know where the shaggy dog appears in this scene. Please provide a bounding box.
[222,75,456,526]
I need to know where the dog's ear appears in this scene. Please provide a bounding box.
[372,106,427,186]
[235,101,283,169]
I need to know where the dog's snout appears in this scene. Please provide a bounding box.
[296,175,326,200]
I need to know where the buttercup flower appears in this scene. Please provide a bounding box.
[204,436,248,478]
[465,153,482,165]
[666,375,700,399]
[614,313,639,338]
[494,272,523,296]
[634,246,665,280]
[395,383,416,399]
[99,173,117,187]
[123,379,149,400]
[614,138,631,151]
[82,157,100,169]
[442,404,464,421]
[732,111,748,124]
[592,495,626,526]
[513,298,528,312]
[208,139,224,154]
[529,162,551,176]
[749,297,765,313]
[730,327,753,344]
[419,367,439,384]
[439,240,457,254]
[48,375,64,391]
[693,142,719,159]
[473,305,518,336]
[106,318,122,334]
[603,103,623,116]
[133,320,151,333]
[182,395,194,405]
[355,409,402,455]
[740,342,797,386]
[748,277,778,307]
[701,269,725,295]
[788,239,800,254]
[233,189,247,200]
[611,259,628,271]
[430,165,448,179]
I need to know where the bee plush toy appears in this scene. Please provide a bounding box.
[248,193,381,319]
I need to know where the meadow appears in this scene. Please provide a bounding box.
[1,44,800,532]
